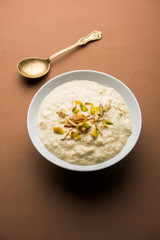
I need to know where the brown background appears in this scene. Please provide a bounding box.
[0,0,160,239]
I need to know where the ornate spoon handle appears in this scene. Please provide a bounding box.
[77,30,102,45]
[48,30,102,61]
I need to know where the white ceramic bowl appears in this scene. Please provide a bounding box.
[27,70,142,171]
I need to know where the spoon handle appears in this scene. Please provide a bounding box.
[48,30,102,61]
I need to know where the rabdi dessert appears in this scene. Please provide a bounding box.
[38,80,132,165]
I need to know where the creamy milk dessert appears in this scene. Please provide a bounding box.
[38,80,132,165]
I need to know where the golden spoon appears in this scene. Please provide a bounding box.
[17,30,102,79]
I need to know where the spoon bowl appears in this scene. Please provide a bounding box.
[17,57,50,78]
[17,30,102,79]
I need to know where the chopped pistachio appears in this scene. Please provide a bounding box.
[104,119,113,125]
[95,106,99,113]
[90,105,95,115]
[118,107,123,111]
[76,122,84,129]
[91,128,98,139]
[83,122,91,129]
[76,135,81,140]
[71,131,77,139]
[57,110,66,118]
[85,102,93,106]
[72,109,80,114]
[95,122,103,135]
[72,101,77,111]
[53,127,64,134]
[80,104,88,112]
[73,100,82,105]
[102,120,108,128]
[81,127,87,133]
[71,131,81,140]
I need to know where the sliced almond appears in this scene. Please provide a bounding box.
[64,125,75,128]
[59,119,65,124]
[98,117,104,121]
[94,114,99,122]
[65,118,69,125]
[66,117,77,127]
[99,103,103,116]
[61,129,71,140]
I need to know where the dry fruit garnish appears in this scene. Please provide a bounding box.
[90,105,95,115]
[72,109,80,114]
[72,101,80,114]
[72,101,77,111]
[53,127,65,134]
[54,101,113,141]
[73,100,82,105]
[80,104,88,112]
[76,122,91,134]
[71,113,87,123]
[95,106,99,113]
[95,122,103,135]
[76,135,81,140]
[82,122,91,129]
[88,104,99,115]
[91,128,98,139]
[57,110,66,118]
[85,102,93,105]
[71,131,81,140]
[61,129,72,140]
[94,114,99,122]
[118,107,123,111]
[98,103,103,116]
[66,118,77,127]
[103,119,113,125]
[102,120,108,128]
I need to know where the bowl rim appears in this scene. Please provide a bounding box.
[27,70,142,171]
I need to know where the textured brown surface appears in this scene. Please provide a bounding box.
[0,0,160,240]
